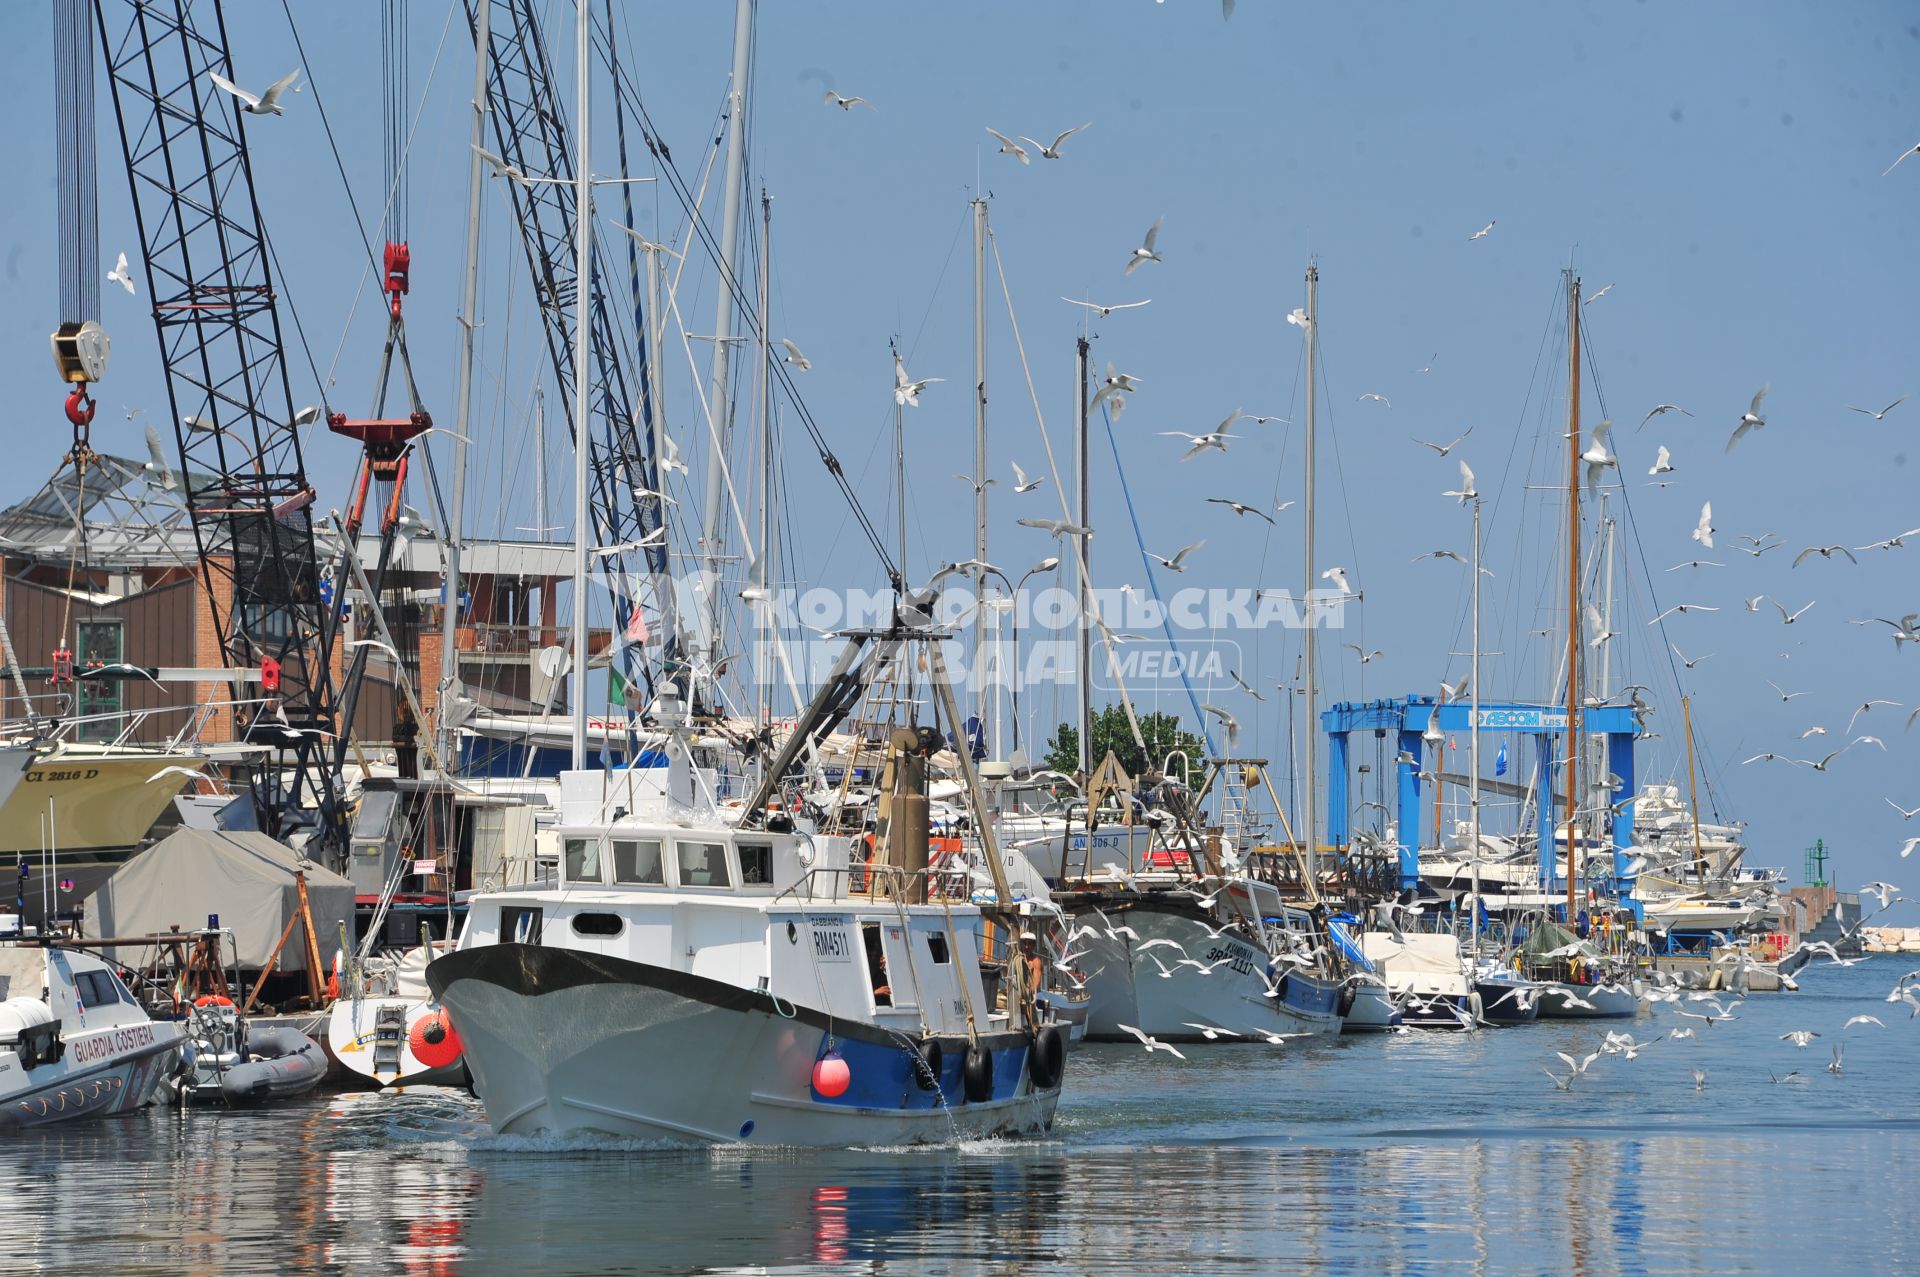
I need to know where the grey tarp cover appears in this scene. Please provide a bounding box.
[82,829,353,972]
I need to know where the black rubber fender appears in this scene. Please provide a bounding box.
[1336,980,1358,1018]
[1027,1025,1066,1091]
[912,1037,944,1091]
[962,1042,994,1103]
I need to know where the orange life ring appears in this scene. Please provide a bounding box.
[193,994,234,1008]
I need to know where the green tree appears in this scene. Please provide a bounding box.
[1042,705,1205,778]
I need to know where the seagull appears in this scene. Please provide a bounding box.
[1115,1023,1185,1059]
[1358,393,1391,408]
[779,339,811,371]
[1273,500,1297,512]
[1344,644,1384,664]
[1846,700,1901,734]
[145,763,210,786]
[1585,603,1617,648]
[1415,428,1473,456]
[208,68,302,116]
[1743,595,1766,612]
[1828,1044,1845,1075]
[1856,530,1920,552]
[142,425,177,492]
[1021,123,1090,159]
[1442,460,1477,504]
[823,90,873,111]
[1847,396,1906,421]
[1649,446,1675,476]
[1413,550,1466,564]
[1800,726,1828,738]
[1205,497,1274,524]
[893,360,943,407]
[1181,1022,1240,1041]
[1556,1050,1602,1076]
[1768,1071,1809,1086]
[1692,1067,1709,1090]
[1888,799,1920,821]
[1062,297,1150,318]
[1726,384,1769,450]
[1010,461,1044,494]
[1135,938,1187,957]
[1638,403,1692,431]
[1886,142,1920,176]
[983,128,1030,164]
[348,637,402,664]
[1647,603,1719,624]
[1581,419,1617,494]
[1771,600,1815,625]
[1439,673,1471,703]
[1286,307,1311,330]
[1666,559,1722,572]
[1844,1015,1886,1030]
[1089,363,1142,417]
[1125,217,1164,275]
[952,473,996,494]
[1860,881,1901,908]
[1016,517,1090,539]
[1686,500,1715,549]
[1149,541,1205,572]
[1321,566,1354,597]
[1200,703,1240,749]
[1228,670,1267,701]
[1779,1029,1821,1048]
[106,251,136,295]
[1584,283,1614,304]
[1468,220,1495,241]
[1793,544,1858,569]
[1766,680,1807,703]
[1161,430,1236,462]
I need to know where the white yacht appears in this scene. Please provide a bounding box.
[427,701,1064,1146]
[0,940,185,1127]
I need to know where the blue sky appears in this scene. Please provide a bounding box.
[4,2,1918,912]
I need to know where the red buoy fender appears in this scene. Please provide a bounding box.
[409,1010,463,1069]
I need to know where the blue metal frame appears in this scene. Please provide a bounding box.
[1320,696,1640,918]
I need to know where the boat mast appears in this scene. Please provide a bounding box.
[971,197,989,735]
[893,347,908,576]
[439,0,487,773]
[1469,492,1482,952]
[1563,270,1582,921]
[754,189,772,727]
[1074,335,1091,776]
[1683,695,1707,882]
[1301,262,1319,883]
[569,0,592,769]
[697,0,754,680]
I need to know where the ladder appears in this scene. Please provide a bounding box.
[372,1003,408,1077]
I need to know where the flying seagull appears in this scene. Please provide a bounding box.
[1792,544,1857,568]
[1125,217,1164,275]
[1883,142,1920,176]
[1017,517,1090,539]
[1321,566,1353,595]
[824,90,874,111]
[893,359,943,407]
[106,251,136,296]
[1442,459,1477,504]
[1468,220,1496,241]
[1228,670,1267,701]
[1205,497,1274,525]
[779,339,811,371]
[1022,123,1091,159]
[1345,644,1384,664]
[1584,283,1614,304]
[1726,384,1769,450]
[1771,599,1815,625]
[208,68,302,116]
[1358,393,1391,408]
[1148,540,1206,572]
[1649,446,1675,476]
[1062,297,1149,318]
[1200,703,1241,749]
[1115,1023,1185,1059]
[1161,428,1237,461]
[983,128,1030,164]
[1648,603,1719,624]
[1847,396,1906,421]
[1416,429,1473,457]
[1010,461,1044,494]
[1638,403,1692,431]
[1691,501,1714,549]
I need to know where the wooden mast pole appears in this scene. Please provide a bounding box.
[1683,695,1708,882]
[1564,271,1582,925]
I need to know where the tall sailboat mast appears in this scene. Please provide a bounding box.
[1301,263,1319,883]
[1562,270,1583,920]
[1468,493,1482,951]
[439,0,488,770]
[971,197,989,732]
[569,0,593,769]
[697,0,755,676]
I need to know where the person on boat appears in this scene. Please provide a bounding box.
[1019,931,1045,1028]
[393,700,419,780]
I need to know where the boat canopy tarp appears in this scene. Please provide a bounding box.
[1519,919,1595,960]
[81,829,353,972]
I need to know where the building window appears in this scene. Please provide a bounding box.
[612,839,665,885]
[676,841,731,888]
[75,619,124,742]
[737,843,772,886]
[564,837,602,884]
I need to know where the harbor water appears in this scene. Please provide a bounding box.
[3,958,1912,1275]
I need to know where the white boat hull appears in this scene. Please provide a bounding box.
[429,944,1060,1146]
[1075,900,1342,1042]
[1537,981,1639,1019]
[326,996,469,1089]
[0,1019,184,1129]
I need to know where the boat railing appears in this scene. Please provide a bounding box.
[773,861,976,907]
[3,694,279,755]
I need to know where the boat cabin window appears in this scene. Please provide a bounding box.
[737,842,773,886]
[74,969,132,1008]
[571,913,625,937]
[925,933,951,965]
[564,837,603,885]
[861,922,892,1007]
[612,839,666,885]
[677,840,731,888]
[502,906,544,944]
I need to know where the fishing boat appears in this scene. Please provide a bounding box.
[429,684,1064,1145]
[0,940,185,1127]
[1360,930,1477,1028]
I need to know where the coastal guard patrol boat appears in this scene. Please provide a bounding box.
[430,638,1065,1145]
[0,939,185,1127]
